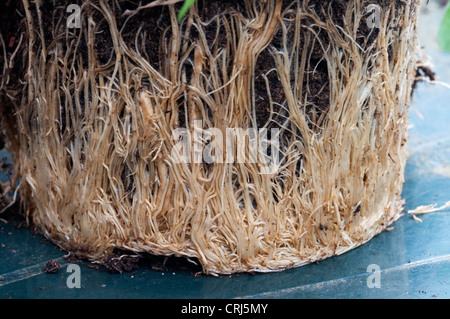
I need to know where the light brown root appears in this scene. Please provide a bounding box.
[0,0,422,274]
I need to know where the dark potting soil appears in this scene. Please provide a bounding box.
[43,259,61,274]
[412,65,436,92]
[103,249,204,275]
[11,0,333,130]
[3,0,415,133]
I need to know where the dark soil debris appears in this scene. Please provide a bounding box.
[412,65,436,92]
[103,252,140,273]
[64,252,81,264]
[43,259,61,274]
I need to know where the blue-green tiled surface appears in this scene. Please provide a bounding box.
[1,2,449,299]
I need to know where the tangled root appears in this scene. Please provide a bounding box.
[0,0,421,274]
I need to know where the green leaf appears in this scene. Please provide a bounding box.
[438,4,450,52]
[177,0,196,22]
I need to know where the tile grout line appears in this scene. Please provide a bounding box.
[0,257,68,288]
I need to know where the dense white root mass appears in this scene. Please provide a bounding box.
[0,0,421,274]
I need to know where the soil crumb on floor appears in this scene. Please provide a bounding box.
[43,259,61,274]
